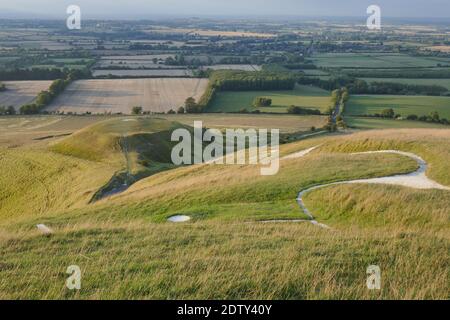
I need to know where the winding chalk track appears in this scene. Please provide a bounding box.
[266,147,450,228]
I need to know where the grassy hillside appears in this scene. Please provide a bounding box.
[0,120,449,299]
[0,148,115,220]
[1,220,447,299]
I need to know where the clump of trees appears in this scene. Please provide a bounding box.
[287,105,321,115]
[253,97,272,108]
[323,117,337,132]
[185,97,202,113]
[132,106,143,115]
[177,106,185,114]
[381,108,396,118]
[0,82,5,91]
[0,105,16,115]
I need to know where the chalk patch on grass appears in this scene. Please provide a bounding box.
[168,215,191,223]
[36,224,53,235]
[282,146,319,160]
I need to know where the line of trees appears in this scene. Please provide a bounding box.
[19,70,84,114]
[298,76,448,96]
[361,108,449,125]
[210,70,296,91]
[344,69,450,79]
[287,105,321,115]
[0,105,16,115]
[253,97,272,108]
[0,68,92,81]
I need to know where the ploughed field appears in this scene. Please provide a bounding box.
[0,81,52,111]
[46,78,208,114]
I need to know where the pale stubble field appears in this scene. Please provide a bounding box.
[46,78,208,114]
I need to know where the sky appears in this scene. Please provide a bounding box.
[0,0,449,19]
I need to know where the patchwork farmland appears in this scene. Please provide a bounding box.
[0,81,52,110]
[46,78,208,114]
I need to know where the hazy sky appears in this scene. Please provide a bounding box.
[0,0,449,19]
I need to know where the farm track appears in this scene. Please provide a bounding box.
[266,147,450,229]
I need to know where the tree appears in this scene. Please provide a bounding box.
[430,112,440,122]
[287,105,301,114]
[341,88,349,102]
[325,105,335,115]
[167,109,176,114]
[132,106,143,115]
[185,97,201,113]
[337,120,347,129]
[177,106,185,114]
[381,108,395,119]
[6,106,15,115]
[253,97,272,108]
[20,104,40,114]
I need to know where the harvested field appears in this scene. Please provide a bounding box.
[92,69,193,77]
[0,81,52,110]
[46,78,208,114]
[145,28,276,38]
[204,64,261,71]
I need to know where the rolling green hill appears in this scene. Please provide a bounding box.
[0,115,449,299]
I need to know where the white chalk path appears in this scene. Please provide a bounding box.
[265,148,450,228]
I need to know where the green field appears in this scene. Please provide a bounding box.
[346,95,450,118]
[360,78,450,90]
[311,53,450,69]
[207,85,331,113]
[346,117,449,129]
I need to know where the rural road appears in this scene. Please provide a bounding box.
[268,147,450,229]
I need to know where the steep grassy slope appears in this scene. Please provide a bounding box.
[50,117,193,200]
[0,117,192,220]
[0,148,115,220]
